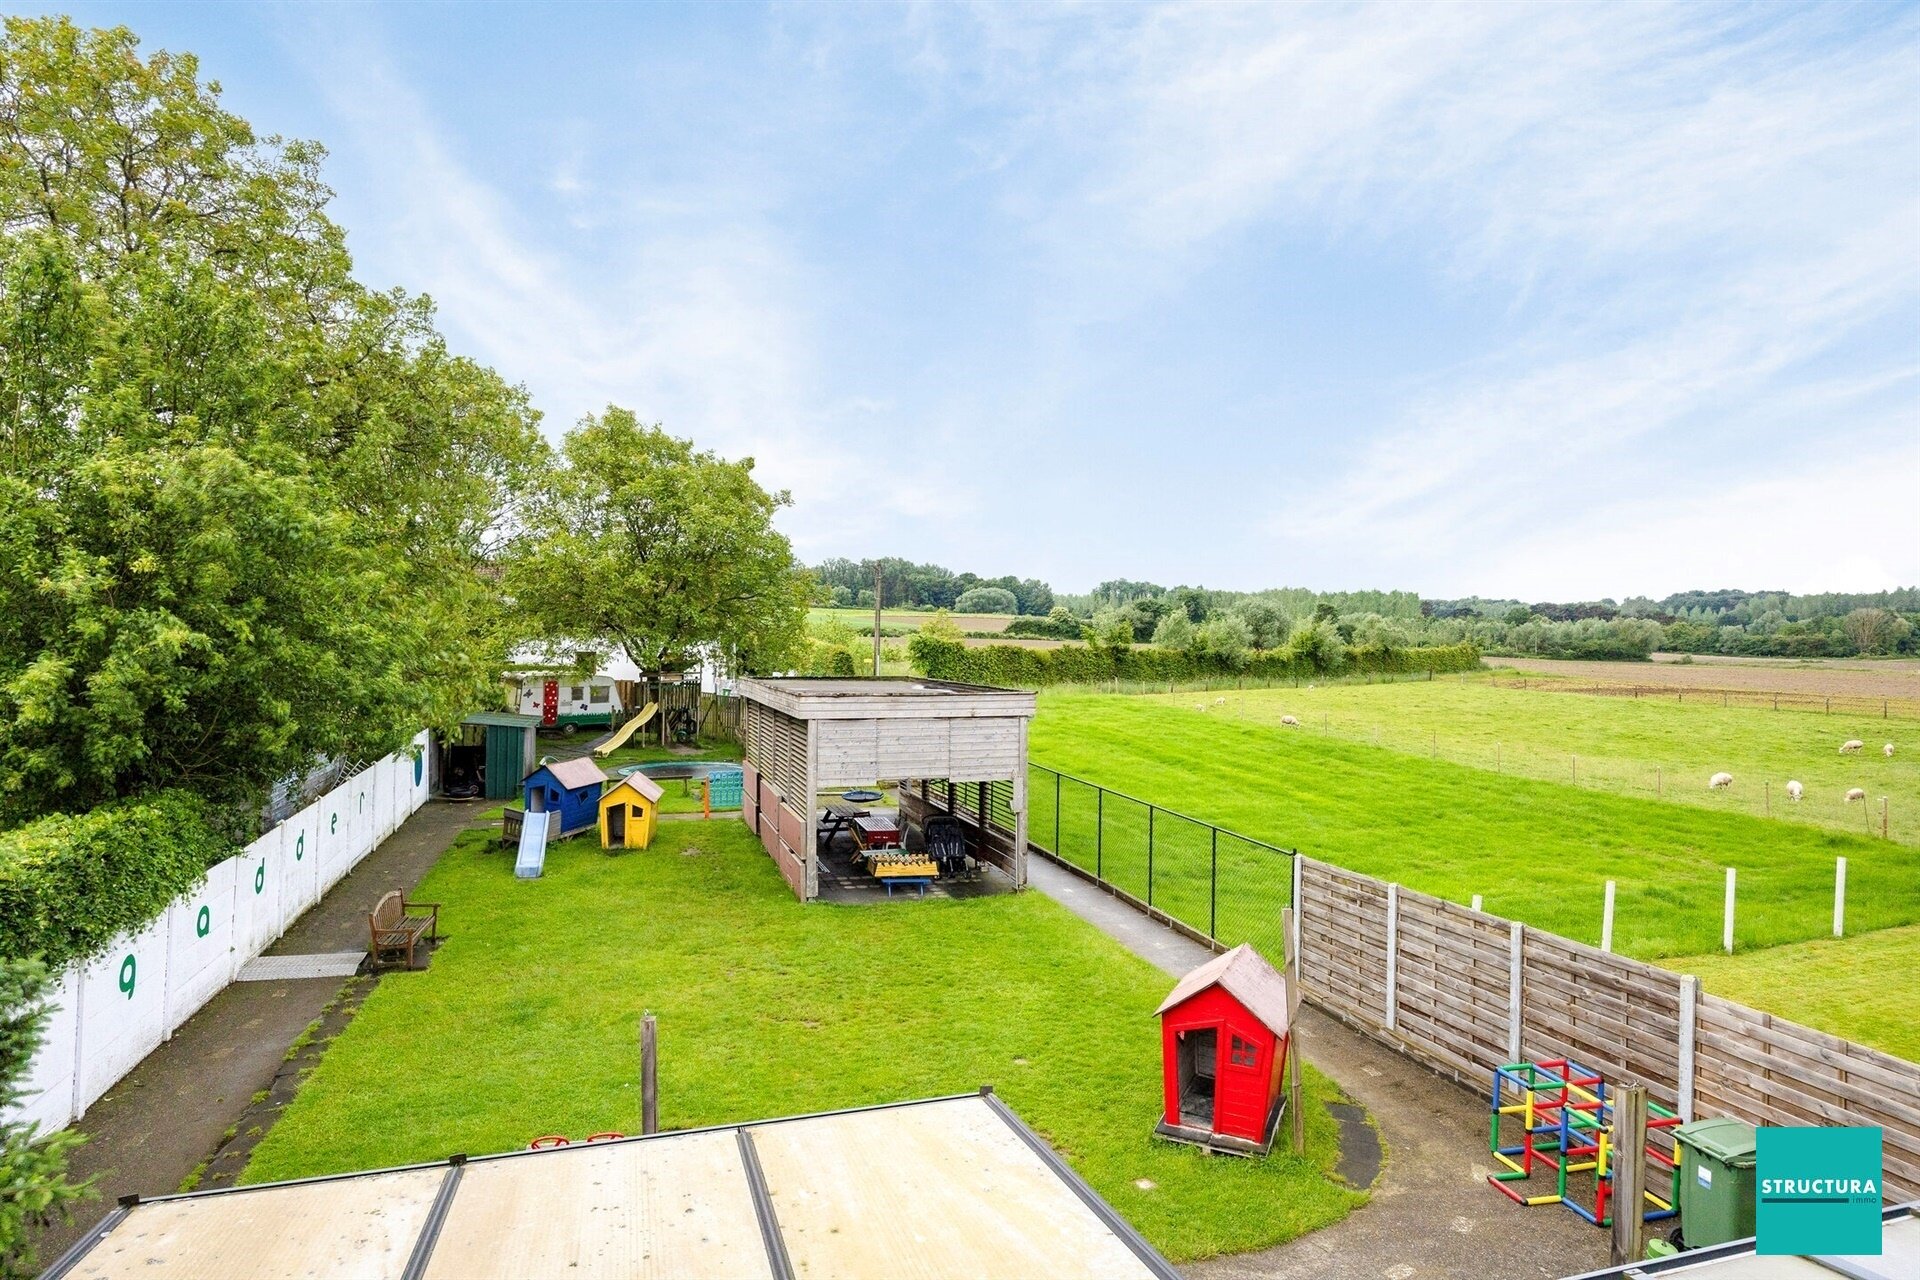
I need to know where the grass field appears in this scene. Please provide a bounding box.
[1149,675,1918,843]
[241,820,1363,1261]
[807,606,1016,633]
[1028,689,1914,960]
[1670,926,1920,1063]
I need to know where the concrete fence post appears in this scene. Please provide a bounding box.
[1384,884,1399,1032]
[1835,857,1848,938]
[1677,975,1699,1122]
[1601,880,1616,953]
[1722,868,1736,954]
[1507,922,1524,1062]
[1290,854,1303,967]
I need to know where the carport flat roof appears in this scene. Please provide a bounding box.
[738,676,1035,720]
[1560,1202,1917,1279]
[45,1092,1176,1280]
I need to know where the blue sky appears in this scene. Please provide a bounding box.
[54,1,1920,599]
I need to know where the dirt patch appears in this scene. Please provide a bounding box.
[1490,655,1920,701]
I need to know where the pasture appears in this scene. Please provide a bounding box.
[1142,674,1917,843]
[807,606,1016,633]
[1026,689,1915,961]
[240,820,1362,1261]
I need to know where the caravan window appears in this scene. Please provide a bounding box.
[590,685,610,705]
[569,685,585,702]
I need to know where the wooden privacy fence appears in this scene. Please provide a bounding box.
[1292,857,1920,1200]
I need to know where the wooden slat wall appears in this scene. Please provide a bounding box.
[753,777,806,900]
[742,701,808,801]
[1291,859,1920,1198]
[899,782,1017,877]
[1694,996,1920,1199]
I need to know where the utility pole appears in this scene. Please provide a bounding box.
[872,561,884,676]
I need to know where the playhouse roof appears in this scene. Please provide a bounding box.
[530,758,610,791]
[1154,943,1291,1035]
[603,772,664,804]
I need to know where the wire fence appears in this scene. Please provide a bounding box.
[1486,675,1920,723]
[1023,763,1295,956]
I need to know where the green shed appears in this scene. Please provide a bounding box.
[461,711,541,800]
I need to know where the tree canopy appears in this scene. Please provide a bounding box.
[0,16,547,821]
[505,408,809,680]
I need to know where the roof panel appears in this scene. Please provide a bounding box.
[67,1166,445,1280]
[1155,943,1292,1034]
[422,1131,764,1280]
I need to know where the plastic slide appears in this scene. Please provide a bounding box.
[593,702,659,757]
[515,810,551,879]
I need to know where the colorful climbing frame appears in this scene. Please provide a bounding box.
[1487,1058,1680,1230]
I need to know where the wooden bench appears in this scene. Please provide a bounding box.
[368,890,440,969]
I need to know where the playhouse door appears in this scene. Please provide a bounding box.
[541,680,559,726]
[1175,1027,1218,1128]
[607,805,627,844]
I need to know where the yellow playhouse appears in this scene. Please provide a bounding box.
[599,772,664,850]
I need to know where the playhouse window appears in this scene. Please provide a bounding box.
[1230,1035,1258,1068]
[590,686,610,704]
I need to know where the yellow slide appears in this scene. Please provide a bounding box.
[593,702,658,756]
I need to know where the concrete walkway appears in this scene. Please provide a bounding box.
[1026,856,1610,1280]
[28,800,486,1264]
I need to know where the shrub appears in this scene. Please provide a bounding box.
[2,957,90,1278]
[954,587,1018,614]
[907,635,1480,688]
[0,792,233,970]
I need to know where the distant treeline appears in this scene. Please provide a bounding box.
[812,557,1054,615]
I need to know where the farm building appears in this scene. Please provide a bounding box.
[43,1091,1180,1280]
[442,711,541,801]
[522,758,609,839]
[598,772,663,849]
[734,677,1036,901]
[1154,943,1293,1155]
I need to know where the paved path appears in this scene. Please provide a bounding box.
[28,800,485,1264]
[1026,856,1610,1280]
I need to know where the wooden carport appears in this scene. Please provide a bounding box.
[735,677,1037,901]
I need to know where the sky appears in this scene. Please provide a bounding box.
[52,1,1920,601]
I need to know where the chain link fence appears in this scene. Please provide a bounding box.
[1025,763,1294,956]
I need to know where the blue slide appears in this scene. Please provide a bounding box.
[515,810,551,879]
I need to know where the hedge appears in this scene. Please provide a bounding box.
[0,791,233,971]
[908,636,1482,687]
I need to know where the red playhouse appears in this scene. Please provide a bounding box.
[1153,943,1293,1156]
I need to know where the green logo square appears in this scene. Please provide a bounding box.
[1756,1127,1881,1255]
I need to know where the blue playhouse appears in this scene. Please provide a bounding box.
[522,758,609,839]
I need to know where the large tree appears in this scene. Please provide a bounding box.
[0,959,88,1279]
[506,408,809,709]
[0,17,547,820]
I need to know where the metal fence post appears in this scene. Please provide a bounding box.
[1053,770,1060,854]
[1209,828,1218,940]
[1147,806,1155,906]
[1095,789,1103,882]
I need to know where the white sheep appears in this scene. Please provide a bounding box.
[1279,715,1300,727]
[1840,739,1864,754]
[1786,780,1803,802]
[1886,743,1897,758]
[1709,772,1734,790]
[1845,787,1867,803]
[1214,697,1227,705]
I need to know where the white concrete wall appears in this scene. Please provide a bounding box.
[4,744,433,1134]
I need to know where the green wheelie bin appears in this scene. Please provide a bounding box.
[1673,1116,1758,1249]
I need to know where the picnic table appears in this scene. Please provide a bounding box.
[817,802,869,852]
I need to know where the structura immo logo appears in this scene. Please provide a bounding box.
[1756,1126,1882,1255]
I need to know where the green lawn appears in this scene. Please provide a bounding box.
[1028,690,1914,961]
[808,606,1016,633]
[1151,675,1917,843]
[1671,925,1920,1063]
[242,820,1364,1261]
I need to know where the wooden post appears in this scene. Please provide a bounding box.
[1834,856,1847,937]
[1882,796,1889,840]
[872,562,883,676]
[1601,880,1616,953]
[640,1012,659,1135]
[1507,922,1523,1061]
[1384,884,1399,1032]
[1722,867,1736,954]
[1609,1085,1649,1265]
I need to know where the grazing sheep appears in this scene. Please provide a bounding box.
[1886,743,1897,758]
[1840,739,1864,753]
[1786,780,1803,802]
[1846,787,1867,803]
[1279,715,1301,727]
[1709,772,1734,790]
[1215,697,1227,705]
